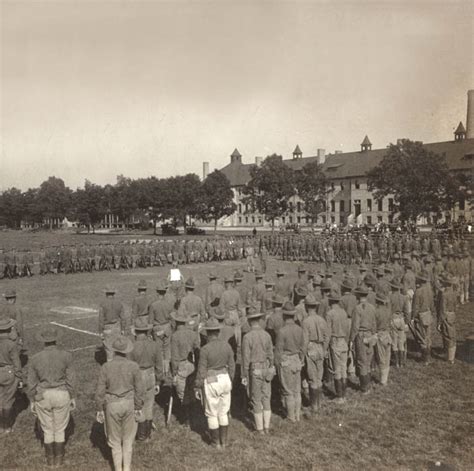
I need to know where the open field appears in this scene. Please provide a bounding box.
[1,255,473,471]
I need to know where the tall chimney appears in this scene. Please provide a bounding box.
[467,89,474,139]
[255,156,263,166]
[203,162,209,180]
[317,148,326,164]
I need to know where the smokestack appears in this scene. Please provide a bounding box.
[317,148,326,164]
[467,90,474,139]
[255,156,263,166]
[203,162,209,180]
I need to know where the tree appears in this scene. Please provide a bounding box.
[242,154,296,231]
[198,170,236,232]
[73,181,107,233]
[0,188,26,228]
[295,161,329,226]
[110,175,139,229]
[367,139,461,224]
[134,177,165,235]
[36,177,72,229]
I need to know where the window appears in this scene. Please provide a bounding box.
[331,201,336,212]
[289,202,293,211]
[245,204,249,213]
[245,217,248,223]
[367,216,372,224]
[282,216,286,223]
[388,198,394,212]
[238,204,242,214]
[297,216,301,224]
[459,198,465,210]
[340,181,344,190]
[289,216,293,223]
[367,199,372,212]
[252,216,255,223]
[377,215,383,223]
[355,180,360,189]
[258,218,262,223]
[339,215,345,224]
[321,215,326,224]
[354,199,361,217]
[297,202,301,212]
[378,199,383,211]
[331,216,335,223]
[238,217,242,224]
[340,200,345,212]
[388,214,393,224]
[331,182,335,191]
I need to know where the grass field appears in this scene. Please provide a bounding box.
[1,252,473,471]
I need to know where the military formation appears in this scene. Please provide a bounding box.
[0,231,472,471]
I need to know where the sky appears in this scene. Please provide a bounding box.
[1,0,473,190]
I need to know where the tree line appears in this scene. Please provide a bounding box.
[0,139,470,233]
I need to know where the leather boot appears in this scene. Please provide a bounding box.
[310,388,318,412]
[341,379,347,398]
[136,421,147,441]
[209,428,221,449]
[402,351,407,367]
[219,425,228,448]
[2,408,12,434]
[44,443,55,467]
[55,442,65,466]
[334,380,344,403]
[148,420,153,439]
[447,346,456,364]
[316,389,323,410]
[285,396,296,422]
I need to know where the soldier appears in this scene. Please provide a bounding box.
[266,294,285,344]
[326,290,350,402]
[205,273,224,314]
[260,242,269,274]
[241,308,274,434]
[95,336,144,471]
[318,279,332,319]
[350,285,376,394]
[149,281,173,375]
[436,274,457,363]
[170,312,200,425]
[195,318,235,448]
[293,265,307,303]
[220,276,244,344]
[251,271,266,312]
[129,318,163,441]
[275,269,292,301]
[1,289,24,346]
[389,279,409,368]
[28,326,74,466]
[179,277,206,331]
[275,302,305,422]
[412,270,435,364]
[302,294,328,413]
[0,318,22,437]
[402,261,416,313]
[98,286,128,362]
[131,280,151,325]
[262,278,276,315]
[374,293,392,385]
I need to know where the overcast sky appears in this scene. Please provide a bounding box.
[1,0,473,190]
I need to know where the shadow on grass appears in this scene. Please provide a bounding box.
[89,421,112,468]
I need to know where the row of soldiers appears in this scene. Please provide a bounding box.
[0,246,471,470]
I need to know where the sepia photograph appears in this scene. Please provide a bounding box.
[0,1,473,470]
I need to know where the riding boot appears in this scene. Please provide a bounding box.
[219,425,228,448]
[341,379,347,398]
[44,443,55,467]
[209,428,221,448]
[316,388,323,409]
[2,408,12,433]
[285,396,296,422]
[55,441,65,466]
[136,421,147,441]
[310,387,318,412]
[147,420,153,439]
[334,379,343,402]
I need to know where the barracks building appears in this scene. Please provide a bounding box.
[209,91,474,229]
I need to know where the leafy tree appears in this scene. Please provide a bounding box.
[73,180,107,233]
[0,188,26,228]
[110,175,139,229]
[367,139,461,223]
[22,188,43,227]
[36,176,72,229]
[295,161,329,226]
[198,170,236,232]
[242,154,296,231]
[134,177,165,234]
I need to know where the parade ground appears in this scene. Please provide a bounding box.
[0,237,473,471]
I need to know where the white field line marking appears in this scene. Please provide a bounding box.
[69,344,98,352]
[120,272,159,276]
[50,321,101,337]
[50,306,98,315]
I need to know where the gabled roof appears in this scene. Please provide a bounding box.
[219,139,474,185]
[455,121,466,134]
[231,148,242,158]
[293,145,302,155]
[361,135,372,146]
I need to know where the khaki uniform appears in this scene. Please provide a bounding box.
[375,303,392,385]
[0,333,21,431]
[326,305,350,381]
[98,298,128,361]
[350,301,376,378]
[412,283,435,358]
[302,312,328,391]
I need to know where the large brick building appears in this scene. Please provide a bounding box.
[212,91,474,229]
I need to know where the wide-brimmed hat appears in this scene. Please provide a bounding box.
[307,270,315,279]
[156,280,168,292]
[364,273,376,286]
[297,265,306,274]
[137,279,148,290]
[110,335,134,354]
[405,261,413,269]
[264,277,275,287]
[247,308,264,320]
[234,270,244,281]
[104,285,117,294]
[212,306,226,320]
[441,274,456,285]
[416,271,429,282]
[134,317,152,332]
[305,294,320,306]
[3,289,17,299]
[282,301,297,316]
[254,270,264,279]
[272,294,285,306]
[185,277,195,289]
[171,311,189,323]
[276,269,285,277]
[393,253,400,259]
[295,286,308,297]
[312,275,322,286]
[320,279,332,291]
[0,317,16,330]
[208,272,218,280]
[359,265,368,272]
[36,325,61,343]
[328,289,341,302]
[376,293,389,304]
[341,279,355,292]
[354,285,369,297]
[390,279,401,290]
[203,317,223,331]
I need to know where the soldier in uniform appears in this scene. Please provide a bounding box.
[374,293,392,385]
[326,290,350,402]
[95,336,144,471]
[241,308,274,434]
[275,269,292,301]
[98,286,128,361]
[436,274,457,363]
[179,277,206,331]
[412,270,435,364]
[205,273,224,314]
[170,312,200,425]
[389,279,409,368]
[131,280,151,325]
[275,302,305,422]
[129,318,163,441]
[0,318,22,437]
[28,326,74,466]
[195,318,235,448]
[1,289,24,347]
[302,294,328,413]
